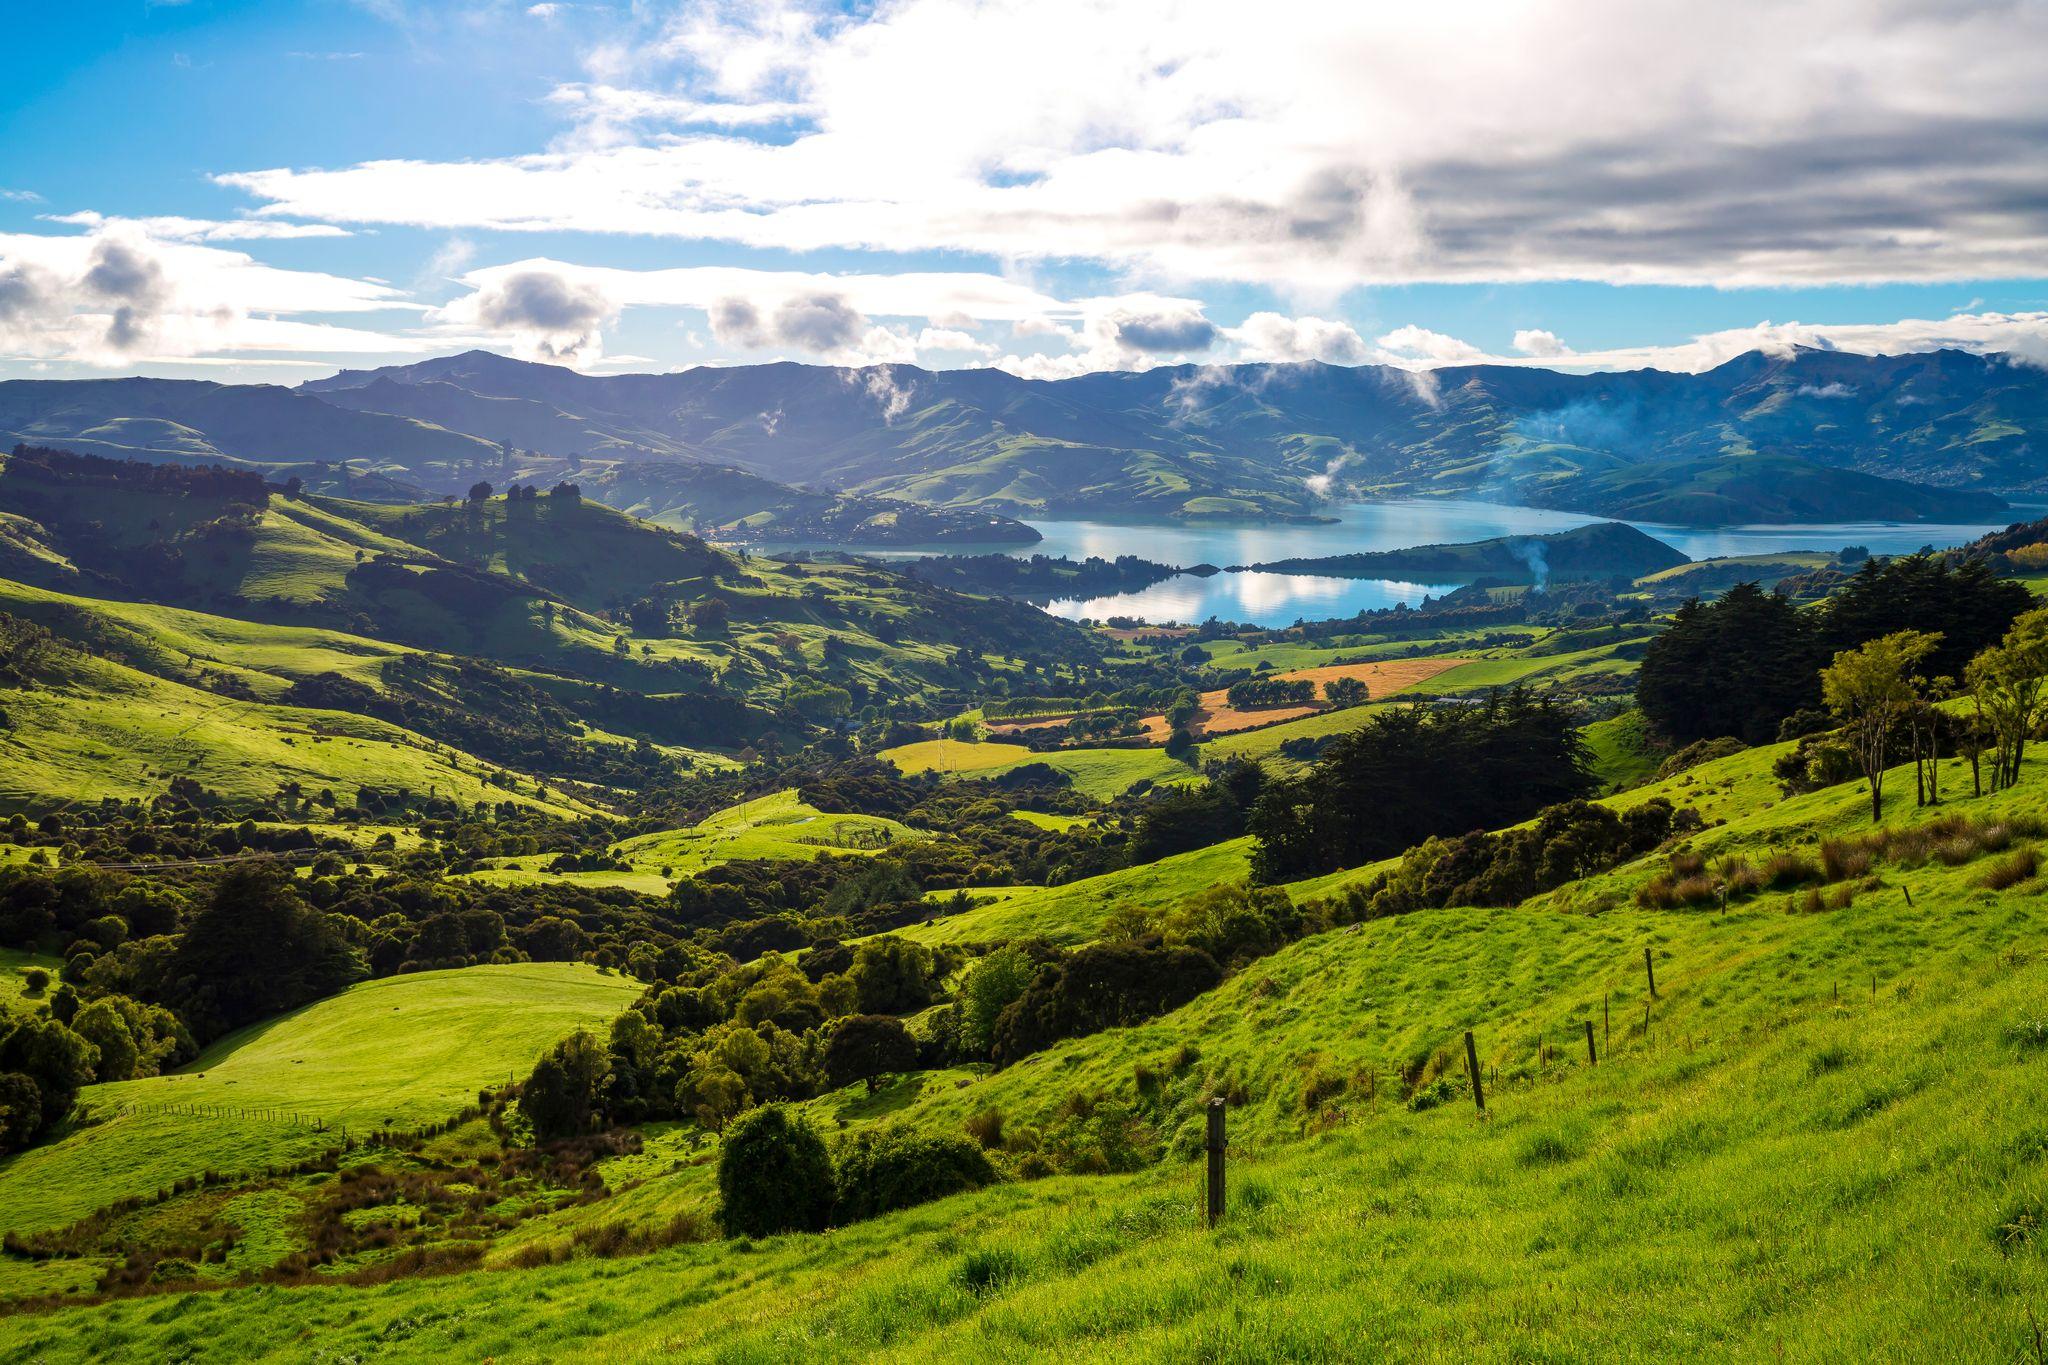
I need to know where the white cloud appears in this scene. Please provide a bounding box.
[1376,325,1483,365]
[217,0,2048,291]
[1,189,43,204]
[434,267,615,363]
[1386,311,2048,375]
[1513,328,1571,358]
[1230,311,1367,364]
[44,211,350,242]
[707,290,862,354]
[914,326,996,357]
[0,224,419,366]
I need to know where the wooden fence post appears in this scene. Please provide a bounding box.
[1644,946,1658,1000]
[1584,1018,1597,1065]
[1205,1097,1226,1228]
[1604,992,1610,1048]
[1464,1030,1485,1114]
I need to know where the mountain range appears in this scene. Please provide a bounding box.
[3,346,2040,530]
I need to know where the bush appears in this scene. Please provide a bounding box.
[964,1107,1005,1149]
[1981,847,2039,891]
[20,968,48,996]
[717,1104,835,1238]
[833,1128,997,1223]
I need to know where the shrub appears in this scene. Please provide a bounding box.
[964,1107,1004,1150]
[1761,851,1820,889]
[1407,1077,1457,1112]
[833,1128,997,1223]
[717,1105,835,1239]
[20,968,48,996]
[1820,838,1871,881]
[1981,847,2039,892]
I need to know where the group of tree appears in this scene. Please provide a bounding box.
[1224,677,1315,709]
[1246,688,1592,882]
[1821,608,2048,820]
[1638,557,2032,745]
[1324,798,1691,921]
[716,1104,996,1238]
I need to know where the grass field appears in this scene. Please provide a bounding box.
[1580,707,1660,792]
[8,741,2048,1359]
[0,964,641,1237]
[0,946,60,1016]
[1135,657,1468,740]
[459,789,918,893]
[882,739,1198,801]
[897,837,1255,946]
[0,640,590,817]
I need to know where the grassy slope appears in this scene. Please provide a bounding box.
[0,964,641,1237]
[883,738,1198,801]
[460,789,919,893]
[0,946,60,1016]
[0,646,588,816]
[1581,707,1659,793]
[9,746,2047,1360]
[898,838,1254,947]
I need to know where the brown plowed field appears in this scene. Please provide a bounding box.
[1138,656,1469,741]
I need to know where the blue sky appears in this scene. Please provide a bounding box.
[5,0,2048,383]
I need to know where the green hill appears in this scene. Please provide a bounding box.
[1247,520,1688,581]
[14,345,2038,527]
[5,738,2047,1357]
[0,964,640,1239]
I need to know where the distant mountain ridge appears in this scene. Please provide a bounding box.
[4,346,2039,527]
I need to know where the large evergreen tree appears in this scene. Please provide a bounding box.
[1247,688,1592,882]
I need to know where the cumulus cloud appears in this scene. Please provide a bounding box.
[1376,325,1483,365]
[217,1,2048,290]
[81,236,170,352]
[437,267,615,363]
[1230,311,1368,364]
[1111,308,1217,354]
[1513,328,1571,357]
[707,290,867,356]
[0,224,415,366]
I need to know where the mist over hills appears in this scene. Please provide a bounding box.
[3,346,2038,528]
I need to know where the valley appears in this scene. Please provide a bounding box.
[2,361,2047,1365]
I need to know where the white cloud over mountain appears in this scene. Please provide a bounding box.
[218,0,2048,291]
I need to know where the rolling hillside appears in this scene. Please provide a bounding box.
[7,345,2039,526]
[4,738,2046,1358]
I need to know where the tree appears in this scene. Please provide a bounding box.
[1248,688,1591,882]
[21,968,47,996]
[824,1015,919,1094]
[0,1014,97,1141]
[1323,676,1371,708]
[688,596,731,636]
[685,1063,748,1132]
[521,1029,612,1142]
[1966,609,2048,791]
[172,865,366,1039]
[0,1072,41,1153]
[847,937,939,1014]
[468,481,494,503]
[1637,584,1822,744]
[957,946,1037,1058]
[717,1104,835,1237]
[833,1128,996,1223]
[1821,630,1940,822]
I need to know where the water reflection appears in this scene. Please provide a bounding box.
[1042,571,1456,626]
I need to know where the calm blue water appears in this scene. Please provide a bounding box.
[770,497,2036,627]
